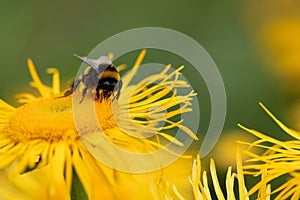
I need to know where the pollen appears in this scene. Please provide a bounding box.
[6,97,74,142]
[4,94,118,143]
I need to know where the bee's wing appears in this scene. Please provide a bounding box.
[74,54,112,73]
[97,56,113,72]
[73,54,99,72]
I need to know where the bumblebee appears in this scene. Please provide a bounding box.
[61,54,122,103]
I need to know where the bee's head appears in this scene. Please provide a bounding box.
[74,54,112,73]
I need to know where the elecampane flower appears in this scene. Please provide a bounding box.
[172,152,271,200]
[246,0,300,93]
[239,103,300,200]
[0,50,197,199]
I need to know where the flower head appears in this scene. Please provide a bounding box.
[172,151,271,200]
[0,50,197,199]
[246,0,300,93]
[238,103,300,199]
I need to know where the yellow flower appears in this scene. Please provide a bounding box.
[238,103,300,199]
[0,156,68,200]
[208,130,256,170]
[246,0,300,93]
[0,50,197,199]
[172,151,271,200]
[260,17,300,92]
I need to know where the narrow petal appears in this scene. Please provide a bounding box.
[259,102,300,140]
[46,68,60,95]
[27,59,49,98]
[209,159,225,200]
[236,146,248,200]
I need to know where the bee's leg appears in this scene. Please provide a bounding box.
[72,79,81,91]
[79,86,88,104]
[57,79,81,98]
[113,80,122,101]
[95,84,101,100]
[59,88,73,98]
[99,91,104,103]
[96,82,105,103]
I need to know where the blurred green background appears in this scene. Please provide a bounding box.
[0,0,284,123]
[1,0,299,190]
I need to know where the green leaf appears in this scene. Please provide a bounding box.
[71,169,88,200]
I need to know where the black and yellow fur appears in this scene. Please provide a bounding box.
[60,55,122,103]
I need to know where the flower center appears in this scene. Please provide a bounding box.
[6,95,118,142]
